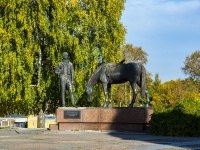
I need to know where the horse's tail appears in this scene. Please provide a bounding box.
[140,64,146,98]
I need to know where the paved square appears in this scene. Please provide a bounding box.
[0,129,200,150]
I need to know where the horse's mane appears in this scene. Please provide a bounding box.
[87,65,103,86]
[87,62,125,85]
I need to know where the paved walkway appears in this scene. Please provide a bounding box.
[1,128,200,150]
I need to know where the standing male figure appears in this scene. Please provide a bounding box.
[55,52,77,107]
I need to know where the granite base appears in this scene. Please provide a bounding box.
[50,107,153,132]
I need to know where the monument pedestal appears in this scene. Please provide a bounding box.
[50,107,153,132]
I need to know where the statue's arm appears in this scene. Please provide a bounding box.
[55,63,62,76]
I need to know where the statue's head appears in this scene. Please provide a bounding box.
[62,52,68,60]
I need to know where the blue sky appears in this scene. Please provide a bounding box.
[121,0,200,82]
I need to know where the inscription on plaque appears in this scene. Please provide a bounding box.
[64,110,80,119]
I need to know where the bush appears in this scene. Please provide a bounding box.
[150,97,200,136]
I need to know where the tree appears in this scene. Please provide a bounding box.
[148,74,168,112]
[0,0,38,115]
[122,44,148,64]
[149,49,200,112]
[66,0,126,107]
[150,77,200,113]
[182,50,200,81]
[0,0,126,115]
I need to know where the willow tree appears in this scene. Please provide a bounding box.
[0,0,37,115]
[0,0,126,115]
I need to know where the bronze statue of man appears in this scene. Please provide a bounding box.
[55,52,77,107]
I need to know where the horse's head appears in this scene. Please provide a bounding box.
[86,69,100,102]
[86,84,93,102]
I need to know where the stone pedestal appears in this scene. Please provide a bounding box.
[49,107,153,132]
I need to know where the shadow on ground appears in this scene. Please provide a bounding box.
[107,107,200,150]
[108,131,200,149]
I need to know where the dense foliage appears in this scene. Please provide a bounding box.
[0,0,126,115]
[150,94,200,136]
[149,77,200,112]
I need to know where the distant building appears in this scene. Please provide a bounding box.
[0,114,56,128]
[27,114,56,128]
[0,114,27,128]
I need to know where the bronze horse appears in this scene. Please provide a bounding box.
[86,62,149,107]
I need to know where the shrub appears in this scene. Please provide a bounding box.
[150,97,200,136]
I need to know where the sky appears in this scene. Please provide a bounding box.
[121,0,200,83]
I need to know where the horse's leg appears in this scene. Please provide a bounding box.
[129,83,137,107]
[107,84,111,107]
[102,83,109,107]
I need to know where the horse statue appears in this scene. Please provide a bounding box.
[86,61,150,107]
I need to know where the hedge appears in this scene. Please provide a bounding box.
[150,98,200,136]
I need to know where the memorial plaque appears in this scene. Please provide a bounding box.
[64,110,80,119]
